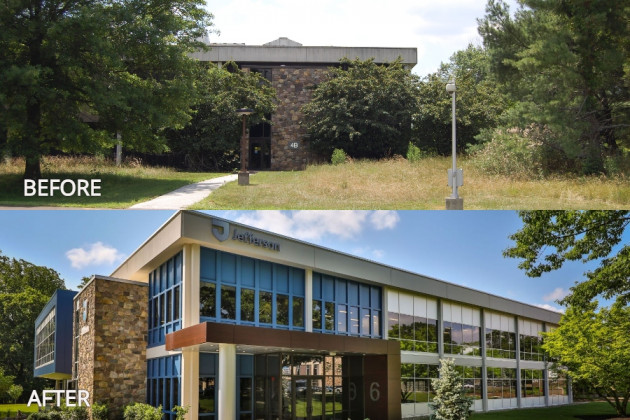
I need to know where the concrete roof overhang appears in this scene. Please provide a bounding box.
[191,44,417,69]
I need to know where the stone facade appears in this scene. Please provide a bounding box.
[74,277,148,419]
[270,66,328,170]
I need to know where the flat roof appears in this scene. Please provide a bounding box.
[191,37,417,68]
[111,211,561,325]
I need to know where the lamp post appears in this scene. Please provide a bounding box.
[236,108,254,186]
[445,79,463,210]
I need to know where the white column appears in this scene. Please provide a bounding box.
[218,343,237,420]
[182,244,200,329]
[181,244,200,420]
[305,269,313,332]
[181,348,199,420]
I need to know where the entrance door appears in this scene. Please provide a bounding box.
[293,377,323,420]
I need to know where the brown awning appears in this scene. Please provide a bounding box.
[165,322,399,356]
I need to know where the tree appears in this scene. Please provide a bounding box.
[478,0,630,174]
[414,44,507,155]
[0,0,213,179]
[543,303,630,416]
[429,358,473,420]
[504,211,630,308]
[166,62,277,171]
[7,384,23,403]
[302,58,420,160]
[0,251,66,394]
[0,369,15,402]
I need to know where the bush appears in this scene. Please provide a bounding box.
[429,358,473,420]
[91,402,109,420]
[469,129,544,178]
[331,149,347,165]
[123,403,162,420]
[406,142,422,163]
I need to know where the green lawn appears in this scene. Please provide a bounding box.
[0,403,39,417]
[0,156,225,208]
[468,402,620,420]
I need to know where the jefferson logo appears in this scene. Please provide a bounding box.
[211,218,230,242]
[211,218,280,252]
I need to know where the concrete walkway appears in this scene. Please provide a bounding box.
[129,174,238,209]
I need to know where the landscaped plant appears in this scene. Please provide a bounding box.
[123,403,162,420]
[173,405,188,420]
[429,358,473,420]
[91,402,109,420]
[7,384,22,403]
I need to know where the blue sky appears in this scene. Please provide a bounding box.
[203,0,521,76]
[0,210,616,313]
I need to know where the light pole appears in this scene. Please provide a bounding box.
[445,79,463,210]
[236,108,254,186]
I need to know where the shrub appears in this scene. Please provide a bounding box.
[91,403,109,420]
[331,149,347,165]
[173,406,187,420]
[123,403,162,420]
[429,358,473,420]
[60,406,88,420]
[469,129,544,178]
[406,142,422,163]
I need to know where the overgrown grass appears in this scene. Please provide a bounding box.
[1,155,628,209]
[193,156,630,209]
[0,156,226,208]
[468,402,620,419]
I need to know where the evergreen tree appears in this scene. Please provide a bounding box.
[429,358,473,420]
[478,0,630,174]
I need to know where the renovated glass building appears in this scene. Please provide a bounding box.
[35,211,569,420]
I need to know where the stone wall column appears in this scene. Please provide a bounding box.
[218,344,237,420]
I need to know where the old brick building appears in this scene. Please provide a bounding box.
[192,38,418,170]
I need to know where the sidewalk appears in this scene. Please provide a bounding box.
[129,174,238,209]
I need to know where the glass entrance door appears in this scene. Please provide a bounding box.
[293,377,323,420]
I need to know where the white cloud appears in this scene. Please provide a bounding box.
[372,249,385,259]
[235,210,398,241]
[66,242,125,269]
[535,303,564,314]
[543,287,570,302]
[370,210,400,230]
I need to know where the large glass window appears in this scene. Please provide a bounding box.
[485,312,516,359]
[549,370,568,396]
[443,303,481,356]
[35,308,56,367]
[312,273,382,338]
[401,363,439,404]
[521,369,545,398]
[200,248,305,330]
[148,252,182,346]
[486,367,517,399]
[454,366,483,400]
[388,293,438,353]
[147,355,181,420]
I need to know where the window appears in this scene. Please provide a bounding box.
[220,286,236,320]
[241,289,255,322]
[200,248,306,330]
[443,303,481,356]
[549,370,568,396]
[401,363,439,404]
[486,367,517,399]
[485,312,516,359]
[519,319,545,361]
[312,273,382,338]
[521,369,545,398]
[148,252,182,346]
[147,355,181,420]
[35,308,56,367]
[455,366,482,400]
[388,292,438,352]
